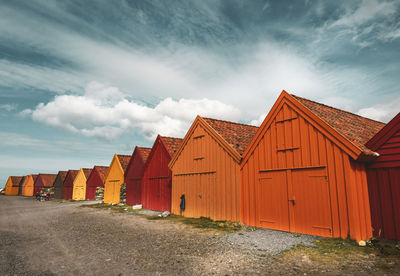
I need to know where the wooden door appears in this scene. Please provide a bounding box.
[258,171,290,231]
[291,168,332,237]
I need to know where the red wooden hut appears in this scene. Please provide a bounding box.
[33,174,57,195]
[53,171,68,199]
[240,91,384,241]
[366,112,400,240]
[62,170,79,200]
[142,135,183,211]
[86,166,109,200]
[125,147,151,206]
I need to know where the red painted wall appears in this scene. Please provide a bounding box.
[86,168,103,200]
[125,149,147,206]
[63,170,77,200]
[142,139,172,211]
[366,113,400,240]
[33,175,44,195]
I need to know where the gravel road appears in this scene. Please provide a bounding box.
[1,196,399,275]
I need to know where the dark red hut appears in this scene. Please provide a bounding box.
[53,171,68,199]
[125,147,151,206]
[86,166,109,200]
[33,174,57,195]
[142,136,183,211]
[366,112,400,240]
[62,170,79,200]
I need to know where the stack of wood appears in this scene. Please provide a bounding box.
[120,183,126,204]
[95,186,104,200]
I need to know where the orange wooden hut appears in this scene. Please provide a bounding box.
[86,166,109,200]
[53,171,68,199]
[104,154,131,204]
[4,176,23,195]
[33,174,57,195]
[240,90,384,241]
[169,116,258,221]
[142,136,183,211]
[18,176,25,196]
[125,147,151,206]
[366,112,400,240]
[20,174,38,196]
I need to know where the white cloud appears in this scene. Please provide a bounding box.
[0,103,18,111]
[22,82,242,141]
[358,96,400,122]
[331,0,397,27]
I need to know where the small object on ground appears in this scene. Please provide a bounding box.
[132,204,142,210]
[159,211,170,217]
[358,240,367,246]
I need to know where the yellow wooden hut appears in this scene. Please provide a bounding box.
[104,154,130,204]
[72,168,92,201]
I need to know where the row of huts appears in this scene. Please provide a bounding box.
[3,91,400,242]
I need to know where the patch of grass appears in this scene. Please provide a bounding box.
[148,215,242,233]
[283,238,400,264]
[80,203,131,213]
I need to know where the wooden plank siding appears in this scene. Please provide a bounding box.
[240,91,378,241]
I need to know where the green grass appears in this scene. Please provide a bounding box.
[283,237,400,264]
[147,214,243,233]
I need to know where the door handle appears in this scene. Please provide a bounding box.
[289,198,295,205]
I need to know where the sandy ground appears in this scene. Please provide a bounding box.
[1,195,399,275]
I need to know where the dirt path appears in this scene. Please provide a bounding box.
[1,196,399,275]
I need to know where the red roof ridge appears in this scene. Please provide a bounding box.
[291,94,384,125]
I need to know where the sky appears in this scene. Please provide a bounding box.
[1,0,400,187]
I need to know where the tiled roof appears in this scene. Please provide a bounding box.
[292,95,385,154]
[58,171,68,181]
[82,168,93,179]
[160,136,183,157]
[18,176,26,187]
[32,174,38,182]
[67,170,80,181]
[95,166,109,181]
[117,155,131,172]
[39,174,57,187]
[11,176,23,187]
[202,117,259,155]
[137,147,152,163]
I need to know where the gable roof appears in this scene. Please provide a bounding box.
[38,174,57,187]
[53,171,67,186]
[242,90,385,164]
[159,136,183,157]
[292,95,385,154]
[11,176,23,187]
[202,117,259,155]
[366,112,400,151]
[137,147,152,163]
[82,168,93,179]
[32,174,38,182]
[117,155,131,172]
[94,166,109,181]
[169,116,258,169]
[65,170,79,183]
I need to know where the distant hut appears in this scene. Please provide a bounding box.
[4,176,23,195]
[104,154,130,204]
[86,166,109,200]
[53,171,68,199]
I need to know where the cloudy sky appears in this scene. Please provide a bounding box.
[1,0,399,187]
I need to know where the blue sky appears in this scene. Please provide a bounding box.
[1,0,400,187]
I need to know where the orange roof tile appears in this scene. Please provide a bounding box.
[94,166,109,181]
[137,147,152,163]
[292,95,385,154]
[32,174,38,182]
[82,168,93,179]
[67,170,80,181]
[11,176,23,187]
[160,136,183,157]
[202,117,259,155]
[117,155,131,172]
[39,174,57,187]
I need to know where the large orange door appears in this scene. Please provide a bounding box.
[258,171,290,231]
[291,168,333,237]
